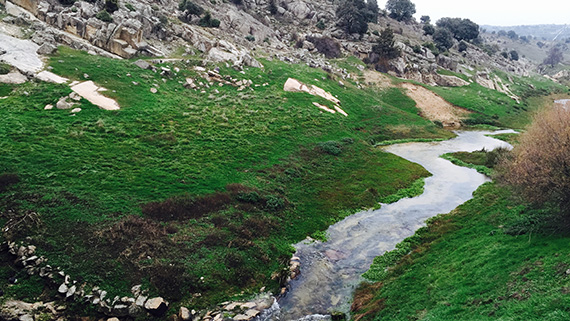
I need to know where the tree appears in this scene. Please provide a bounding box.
[432,27,453,52]
[179,0,204,22]
[498,106,570,219]
[436,17,479,42]
[385,0,415,22]
[509,50,519,61]
[507,30,518,40]
[365,0,379,23]
[458,40,468,52]
[336,0,368,35]
[543,46,564,67]
[372,28,400,59]
[422,23,435,36]
[420,15,430,24]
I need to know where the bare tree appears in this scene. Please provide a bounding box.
[497,105,570,217]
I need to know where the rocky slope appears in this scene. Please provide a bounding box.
[1,0,543,91]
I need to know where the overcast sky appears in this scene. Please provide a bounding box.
[377,0,570,26]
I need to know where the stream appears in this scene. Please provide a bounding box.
[262,130,515,321]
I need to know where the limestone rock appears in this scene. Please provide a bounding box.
[144,297,168,316]
[179,307,191,320]
[36,43,57,55]
[0,72,27,84]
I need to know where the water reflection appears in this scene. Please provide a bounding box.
[276,130,515,320]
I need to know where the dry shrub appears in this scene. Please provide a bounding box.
[96,215,170,263]
[306,36,342,58]
[351,282,385,321]
[498,106,570,216]
[0,173,20,192]
[142,192,231,221]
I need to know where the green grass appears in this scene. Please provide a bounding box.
[353,182,570,321]
[0,47,446,309]
[379,177,426,204]
[428,72,566,129]
[441,152,493,176]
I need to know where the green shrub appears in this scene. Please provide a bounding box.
[125,3,136,11]
[265,195,284,211]
[245,35,255,42]
[0,63,11,75]
[198,12,220,28]
[412,44,422,54]
[104,0,118,12]
[318,140,342,155]
[95,10,113,22]
[316,20,326,30]
[237,191,261,203]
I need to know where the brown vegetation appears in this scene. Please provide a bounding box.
[498,105,570,217]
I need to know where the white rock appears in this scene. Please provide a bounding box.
[71,108,81,113]
[58,283,68,294]
[150,87,157,93]
[179,307,191,320]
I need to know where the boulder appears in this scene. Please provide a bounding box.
[179,307,191,320]
[133,59,151,70]
[36,43,57,55]
[144,297,168,316]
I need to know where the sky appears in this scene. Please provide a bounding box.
[377,0,570,26]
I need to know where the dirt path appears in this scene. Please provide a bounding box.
[400,82,470,127]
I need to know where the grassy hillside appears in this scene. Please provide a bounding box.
[352,152,570,321]
[0,47,450,311]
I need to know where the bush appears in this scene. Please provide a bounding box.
[95,10,113,22]
[458,41,468,52]
[245,35,255,42]
[432,27,453,52]
[268,0,278,14]
[0,173,19,192]
[198,12,220,27]
[436,17,479,42]
[125,3,136,11]
[104,0,118,13]
[385,0,416,22]
[316,20,326,30]
[306,36,341,58]
[179,0,203,21]
[423,24,435,36]
[336,0,368,35]
[318,140,342,155]
[412,44,422,54]
[0,63,11,75]
[265,195,285,211]
[498,106,570,218]
[237,191,261,203]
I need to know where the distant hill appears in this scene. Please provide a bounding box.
[482,24,570,41]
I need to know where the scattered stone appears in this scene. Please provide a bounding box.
[245,309,260,318]
[71,81,120,110]
[37,43,57,55]
[134,60,151,70]
[107,318,120,321]
[179,307,191,320]
[71,108,82,113]
[284,78,341,105]
[144,297,168,316]
[0,71,27,84]
[233,314,249,321]
[36,71,68,84]
[66,285,77,298]
[150,87,158,93]
[135,295,147,307]
[44,104,53,110]
[241,302,256,309]
[58,283,68,294]
[83,73,89,79]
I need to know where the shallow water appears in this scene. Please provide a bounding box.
[269,130,514,321]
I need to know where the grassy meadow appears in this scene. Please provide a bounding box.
[353,148,570,321]
[0,47,447,310]
[0,45,566,316]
